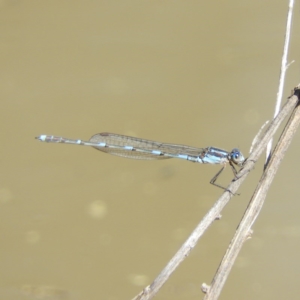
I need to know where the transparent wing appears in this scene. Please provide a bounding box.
[89,133,204,160]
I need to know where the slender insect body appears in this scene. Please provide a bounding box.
[36,132,245,190]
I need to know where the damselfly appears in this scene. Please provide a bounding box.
[35,133,245,190]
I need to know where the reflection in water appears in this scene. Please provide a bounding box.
[127,274,149,287]
[86,200,108,219]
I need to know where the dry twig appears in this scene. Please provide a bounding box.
[203,86,300,300]
[132,87,300,300]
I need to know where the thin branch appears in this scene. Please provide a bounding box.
[131,88,300,300]
[266,0,295,160]
[203,86,300,300]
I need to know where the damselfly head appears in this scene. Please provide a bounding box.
[229,148,245,166]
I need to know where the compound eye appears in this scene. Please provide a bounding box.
[230,148,245,166]
[231,150,239,160]
[234,153,240,160]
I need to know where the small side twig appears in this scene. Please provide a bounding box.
[131,88,300,300]
[266,0,295,160]
[203,86,300,300]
